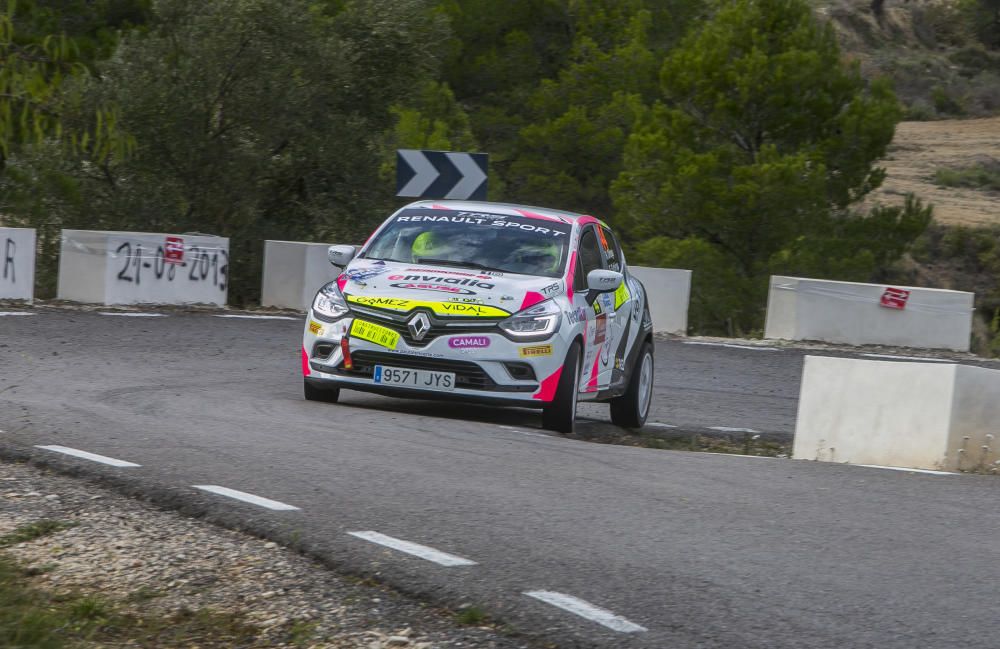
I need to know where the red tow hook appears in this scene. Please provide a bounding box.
[341,336,353,370]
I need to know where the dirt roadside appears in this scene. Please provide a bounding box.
[0,459,532,649]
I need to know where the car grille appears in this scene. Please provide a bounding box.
[350,305,501,348]
[339,351,535,392]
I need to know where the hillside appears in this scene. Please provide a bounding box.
[815,0,1000,223]
[870,116,1000,227]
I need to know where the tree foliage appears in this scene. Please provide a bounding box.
[1,0,935,322]
[612,0,924,333]
[0,0,144,162]
[2,0,448,302]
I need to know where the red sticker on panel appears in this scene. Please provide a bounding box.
[164,236,184,264]
[880,287,910,310]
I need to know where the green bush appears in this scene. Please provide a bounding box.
[933,164,1000,191]
[633,237,764,336]
[931,86,965,115]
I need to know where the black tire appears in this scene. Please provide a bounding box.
[542,342,581,434]
[610,342,653,429]
[304,380,340,403]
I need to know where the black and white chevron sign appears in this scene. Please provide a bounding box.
[396,149,488,201]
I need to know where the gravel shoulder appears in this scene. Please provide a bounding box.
[0,459,530,649]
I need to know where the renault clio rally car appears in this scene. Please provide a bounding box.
[301,200,654,433]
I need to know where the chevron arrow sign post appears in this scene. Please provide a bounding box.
[396,149,488,201]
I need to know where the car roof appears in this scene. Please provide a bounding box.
[402,199,604,226]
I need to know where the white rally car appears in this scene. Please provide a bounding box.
[302,200,654,433]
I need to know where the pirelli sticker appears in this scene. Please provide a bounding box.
[308,320,323,335]
[350,319,400,350]
[519,344,553,358]
[347,295,509,318]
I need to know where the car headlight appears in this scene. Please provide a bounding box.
[312,283,349,321]
[499,299,561,341]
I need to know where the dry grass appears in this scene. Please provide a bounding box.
[867,117,1000,227]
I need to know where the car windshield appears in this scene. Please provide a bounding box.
[361,208,573,278]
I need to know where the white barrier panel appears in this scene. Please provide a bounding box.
[260,241,340,310]
[0,227,35,302]
[793,356,1000,472]
[629,266,691,335]
[765,275,973,351]
[58,230,229,306]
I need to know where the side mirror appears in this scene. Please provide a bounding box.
[585,269,623,305]
[328,245,357,267]
[587,269,623,292]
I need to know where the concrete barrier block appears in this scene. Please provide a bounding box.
[0,227,35,302]
[793,356,1000,471]
[628,266,691,335]
[260,241,340,310]
[58,230,229,306]
[765,276,973,351]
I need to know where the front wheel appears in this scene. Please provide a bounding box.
[610,342,653,429]
[542,342,581,434]
[304,380,340,403]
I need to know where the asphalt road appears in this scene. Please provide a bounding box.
[2,309,999,648]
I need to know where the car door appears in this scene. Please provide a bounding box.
[599,225,638,389]
[574,224,610,394]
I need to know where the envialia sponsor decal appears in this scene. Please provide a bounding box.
[387,274,495,289]
[448,336,491,349]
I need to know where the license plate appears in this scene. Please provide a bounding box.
[373,365,455,391]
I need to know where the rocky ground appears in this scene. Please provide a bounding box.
[0,459,533,649]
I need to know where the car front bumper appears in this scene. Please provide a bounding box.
[303,312,567,405]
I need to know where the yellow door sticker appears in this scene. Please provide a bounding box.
[347,295,509,318]
[519,344,553,357]
[350,319,400,350]
[614,282,630,309]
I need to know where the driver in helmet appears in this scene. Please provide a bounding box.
[511,239,560,274]
[411,230,446,262]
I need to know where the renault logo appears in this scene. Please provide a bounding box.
[407,312,431,341]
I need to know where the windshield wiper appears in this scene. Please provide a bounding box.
[415,258,509,274]
[361,256,406,263]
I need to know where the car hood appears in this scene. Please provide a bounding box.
[338,259,563,317]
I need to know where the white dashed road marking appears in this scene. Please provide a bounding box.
[860,353,953,363]
[646,422,677,429]
[498,425,550,438]
[35,445,141,468]
[348,531,477,567]
[683,341,781,351]
[98,312,166,317]
[193,485,300,511]
[524,590,647,633]
[708,426,760,433]
[214,314,299,320]
[857,464,956,475]
[0,311,34,316]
